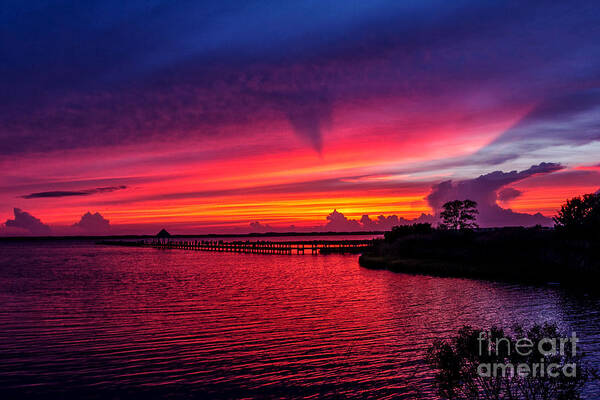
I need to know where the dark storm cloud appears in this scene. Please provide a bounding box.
[426,163,564,227]
[1,1,599,155]
[22,191,91,198]
[21,186,127,199]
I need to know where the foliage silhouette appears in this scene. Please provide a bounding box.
[383,223,433,242]
[440,200,479,230]
[554,192,600,238]
[426,323,593,400]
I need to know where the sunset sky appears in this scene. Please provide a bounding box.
[2,0,600,235]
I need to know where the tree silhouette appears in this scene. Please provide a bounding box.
[440,199,479,230]
[426,323,592,400]
[554,192,600,236]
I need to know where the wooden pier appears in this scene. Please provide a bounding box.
[101,239,375,255]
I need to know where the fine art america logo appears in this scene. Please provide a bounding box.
[477,331,580,378]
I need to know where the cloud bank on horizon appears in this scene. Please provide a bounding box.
[0,162,585,235]
[2,210,112,236]
[1,1,600,234]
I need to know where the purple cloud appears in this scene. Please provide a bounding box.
[323,209,435,232]
[73,212,110,233]
[249,221,273,233]
[466,89,600,165]
[497,187,522,202]
[324,209,362,231]
[360,214,436,230]
[4,208,51,235]
[426,163,564,227]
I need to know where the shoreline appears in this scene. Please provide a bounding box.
[358,254,545,283]
[358,227,600,288]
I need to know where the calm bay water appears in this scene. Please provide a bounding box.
[1,238,600,399]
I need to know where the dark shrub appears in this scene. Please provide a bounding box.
[426,323,593,400]
[384,223,433,242]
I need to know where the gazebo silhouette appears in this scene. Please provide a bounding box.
[156,228,171,244]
